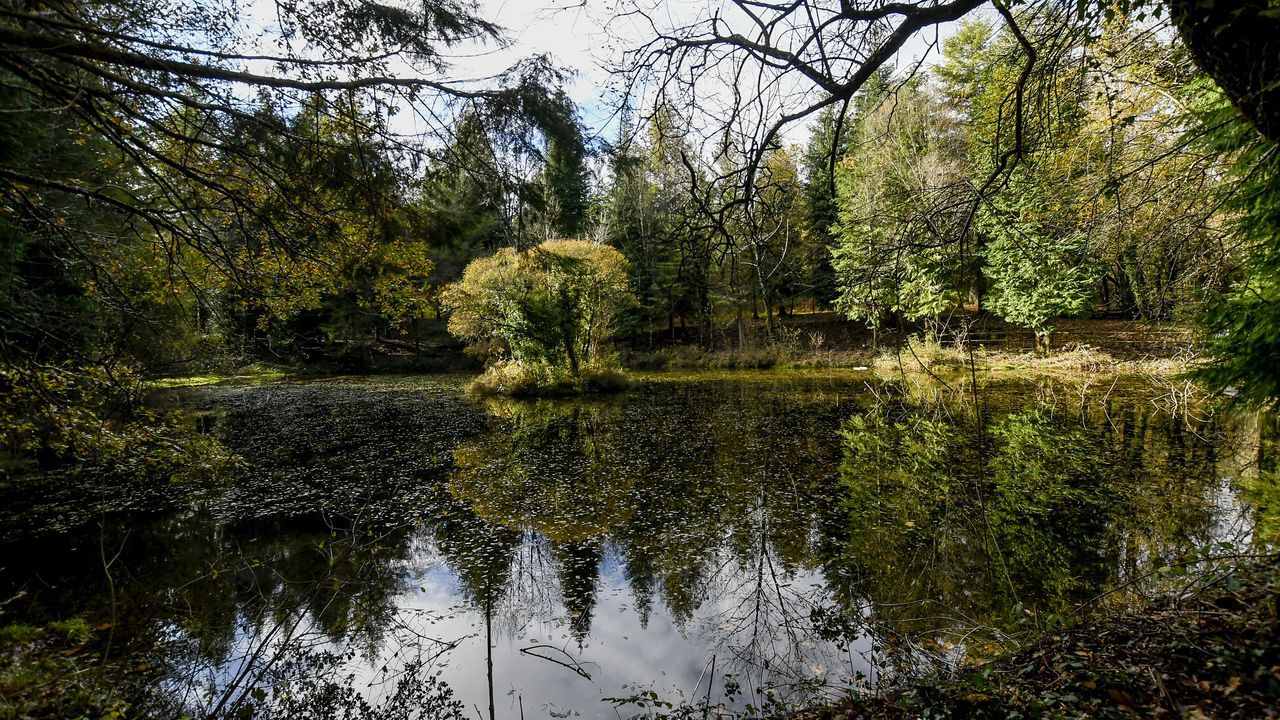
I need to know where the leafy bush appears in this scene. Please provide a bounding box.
[1,619,129,719]
[0,366,241,481]
[443,239,635,393]
[468,358,631,397]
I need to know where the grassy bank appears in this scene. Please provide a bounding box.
[465,360,632,397]
[147,362,294,388]
[622,339,1193,379]
[622,314,1198,378]
[804,558,1280,720]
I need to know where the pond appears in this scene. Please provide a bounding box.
[1,371,1276,718]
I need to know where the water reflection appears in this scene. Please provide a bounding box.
[0,373,1274,718]
[827,388,1261,676]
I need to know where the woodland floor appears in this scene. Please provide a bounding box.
[803,559,1280,720]
[627,312,1196,359]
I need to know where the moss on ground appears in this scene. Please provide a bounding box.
[148,363,292,388]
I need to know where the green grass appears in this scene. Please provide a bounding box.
[148,363,293,388]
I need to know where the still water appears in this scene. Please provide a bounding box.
[1,371,1275,718]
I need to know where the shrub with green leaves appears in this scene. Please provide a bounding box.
[0,366,241,481]
[442,239,634,381]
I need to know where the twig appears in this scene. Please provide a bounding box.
[519,644,593,680]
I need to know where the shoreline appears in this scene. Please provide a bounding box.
[795,556,1280,720]
[150,343,1198,390]
[621,343,1193,379]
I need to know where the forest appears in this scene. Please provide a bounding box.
[2,0,1278,410]
[1,0,1279,718]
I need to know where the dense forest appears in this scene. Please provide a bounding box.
[1,0,1279,717]
[4,2,1279,418]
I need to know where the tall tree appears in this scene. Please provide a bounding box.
[831,77,969,331]
[605,110,715,342]
[540,89,591,239]
[800,105,851,308]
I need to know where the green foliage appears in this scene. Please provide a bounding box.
[1190,96,1280,405]
[750,148,816,319]
[0,366,241,480]
[605,110,714,336]
[831,78,966,328]
[188,96,435,357]
[0,83,133,365]
[800,106,847,306]
[467,359,631,397]
[979,173,1103,344]
[822,11,1234,350]
[418,112,509,287]
[540,89,592,238]
[1,618,129,719]
[417,70,593,255]
[0,0,538,374]
[444,239,634,383]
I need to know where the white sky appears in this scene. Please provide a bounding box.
[443,0,652,140]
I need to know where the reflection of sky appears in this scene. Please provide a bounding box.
[335,533,861,719]
[160,612,342,717]
[87,374,1272,717]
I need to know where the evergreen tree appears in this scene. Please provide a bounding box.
[540,90,591,239]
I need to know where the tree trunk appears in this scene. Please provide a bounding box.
[1169,0,1280,145]
[736,304,746,351]
[1036,330,1051,355]
[564,332,580,374]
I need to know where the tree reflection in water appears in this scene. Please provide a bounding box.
[0,374,1274,717]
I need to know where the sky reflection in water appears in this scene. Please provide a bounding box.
[1,371,1273,717]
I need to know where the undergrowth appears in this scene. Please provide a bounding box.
[0,365,242,482]
[625,334,1189,379]
[802,558,1280,720]
[0,619,130,719]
